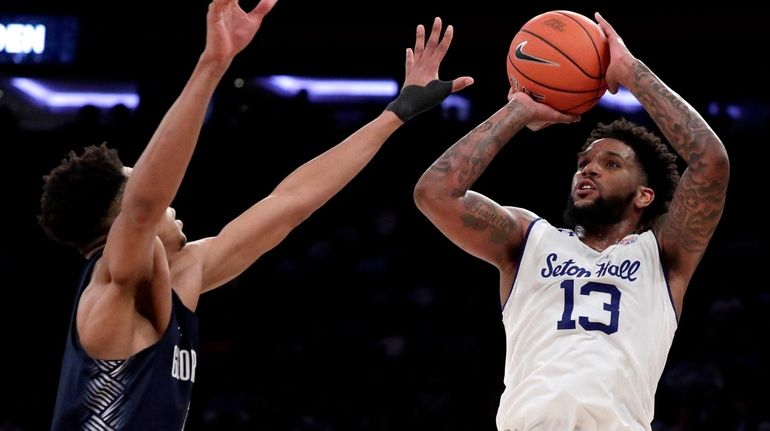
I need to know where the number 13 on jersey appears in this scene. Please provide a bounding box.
[557,279,621,335]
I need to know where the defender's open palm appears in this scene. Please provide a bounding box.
[205,0,278,62]
[403,17,473,93]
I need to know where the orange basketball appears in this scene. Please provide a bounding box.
[506,10,609,114]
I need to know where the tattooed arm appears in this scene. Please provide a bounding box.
[414,91,576,273]
[597,13,730,312]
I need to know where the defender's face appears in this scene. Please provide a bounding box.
[123,167,186,253]
[158,207,186,253]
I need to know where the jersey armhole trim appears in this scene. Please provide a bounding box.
[70,251,103,353]
[501,217,542,312]
[652,232,679,325]
[660,257,679,325]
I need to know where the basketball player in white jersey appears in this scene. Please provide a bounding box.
[413,12,729,431]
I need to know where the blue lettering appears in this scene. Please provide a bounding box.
[566,262,591,278]
[556,259,576,277]
[595,259,640,281]
[541,253,557,277]
[627,261,639,281]
[541,253,592,278]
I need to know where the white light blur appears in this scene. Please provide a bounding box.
[261,75,399,101]
[598,88,643,113]
[10,77,139,108]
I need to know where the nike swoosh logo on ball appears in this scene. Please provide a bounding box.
[514,41,559,66]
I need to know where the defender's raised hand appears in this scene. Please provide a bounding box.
[403,17,473,90]
[204,0,278,63]
[386,17,473,122]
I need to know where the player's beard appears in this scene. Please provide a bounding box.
[563,190,636,229]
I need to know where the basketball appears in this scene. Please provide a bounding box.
[506,10,609,114]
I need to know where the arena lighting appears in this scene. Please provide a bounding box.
[10,77,139,109]
[0,23,45,55]
[256,75,471,119]
[258,75,399,101]
[0,15,78,64]
[441,94,470,121]
[597,88,643,113]
[708,102,743,120]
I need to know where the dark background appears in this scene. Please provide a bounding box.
[1,0,768,430]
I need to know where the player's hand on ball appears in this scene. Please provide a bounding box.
[508,90,580,131]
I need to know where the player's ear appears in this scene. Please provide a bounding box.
[636,185,654,209]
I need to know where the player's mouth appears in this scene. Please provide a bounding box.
[575,180,597,198]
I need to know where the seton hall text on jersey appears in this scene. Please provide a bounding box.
[540,253,641,282]
[540,253,592,278]
[595,259,640,281]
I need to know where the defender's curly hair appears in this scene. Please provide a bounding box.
[39,144,126,251]
[582,118,680,232]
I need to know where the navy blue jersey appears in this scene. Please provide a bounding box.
[51,252,200,431]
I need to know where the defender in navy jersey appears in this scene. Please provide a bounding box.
[52,251,199,430]
[414,12,729,431]
[38,1,473,428]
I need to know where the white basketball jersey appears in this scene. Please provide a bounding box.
[496,218,677,431]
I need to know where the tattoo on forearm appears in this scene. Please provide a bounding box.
[460,196,513,244]
[664,170,727,252]
[431,148,456,174]
[426,103,527,197]
[631,61,710,165]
